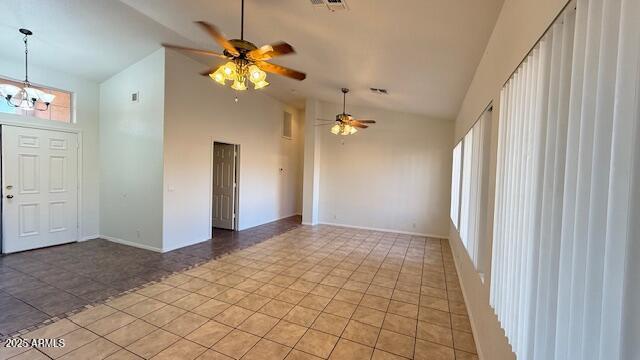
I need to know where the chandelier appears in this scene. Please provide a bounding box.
[0,29,55,111]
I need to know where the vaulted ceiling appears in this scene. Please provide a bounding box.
[0,0,504,119]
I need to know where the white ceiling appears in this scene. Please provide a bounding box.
[0,0,190,81]
[0,0,504,119]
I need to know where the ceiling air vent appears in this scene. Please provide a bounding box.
[310,0,349,12]
[370,88,389,95]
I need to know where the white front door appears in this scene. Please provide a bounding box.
[213,142,236,230]
[2,125,79,253]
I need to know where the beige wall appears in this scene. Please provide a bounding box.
[99,48,165,251]
[316,101,454,237]
[162,49,304,251]
[450,0,570,359]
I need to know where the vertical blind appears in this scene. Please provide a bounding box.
[490,0,640,359]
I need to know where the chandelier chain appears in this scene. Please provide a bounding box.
[24,34,29,84]
[240,0,244,41]
[0,29,55,111]
[343,91,346,114]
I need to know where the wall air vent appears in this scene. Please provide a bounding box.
[310,0,348,12]
[283,112,293,139]
[370,88,389,95]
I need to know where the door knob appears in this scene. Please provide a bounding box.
[6,195,13,199]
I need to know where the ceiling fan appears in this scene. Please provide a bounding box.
[317,88,377,135]
[162,0,306,91]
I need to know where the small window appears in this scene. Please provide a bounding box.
[454,107,492,274]
[282,111,293,139]
[0,77,73,123]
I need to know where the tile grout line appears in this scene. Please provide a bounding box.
[2,221,303,342]
[6,227,471,360]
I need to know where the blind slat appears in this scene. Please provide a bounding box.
[489,0,639,358]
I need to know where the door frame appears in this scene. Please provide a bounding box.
[209,139,240,236]
[0,119,83,254]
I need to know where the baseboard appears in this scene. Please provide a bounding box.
[100,235,163,253]
[449,230,486,360]
[161,241,192,253]
[79,234,99,242]
[163,213,303,252]
[238,213,301,231]
[318,221,449,239]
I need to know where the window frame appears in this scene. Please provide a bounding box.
[0,75,74,124]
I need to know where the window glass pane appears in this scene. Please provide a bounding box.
[450,142,462,228]
[460,129,474,247]
[0,77,72,123]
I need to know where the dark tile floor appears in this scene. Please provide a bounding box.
[0,216,301,337]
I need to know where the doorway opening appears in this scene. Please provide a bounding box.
[212,141,239,232]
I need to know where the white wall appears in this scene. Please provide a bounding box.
[302,99,321,225]
[0,58,100,241]
[450,0,569,359]
[317,101,453,238]
[98,49,165,251]
[162,49,304,251]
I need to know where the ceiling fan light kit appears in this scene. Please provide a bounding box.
[331,123,358,135]
[162,0,306,93]
[0,29,56,111]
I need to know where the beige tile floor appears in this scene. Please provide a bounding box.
[1,225,477,360]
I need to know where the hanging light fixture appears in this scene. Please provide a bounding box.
[0,29,55,111]
[205,0,270,91]
[208,56,270,92]
[321,88,374,136]
[330,122,358,136]
[162,0,307,94]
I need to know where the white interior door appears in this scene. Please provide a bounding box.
[2,125,79,253]
[213,142,236,230]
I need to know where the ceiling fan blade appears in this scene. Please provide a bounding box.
[248,42,295,61]
[315,123,333,126]
[162,44,227,59]
[351,123,369,129]
[352,120,376,124]
[256,61,306,81]
[199,67,219,76]
[195,21,240,56]
[316,118,335,122]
